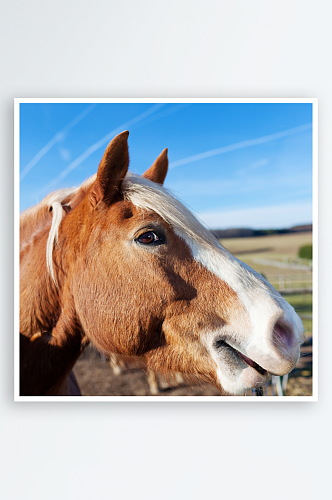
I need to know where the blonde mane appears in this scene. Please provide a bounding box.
[122,174,219,248]
[28,173,221,285]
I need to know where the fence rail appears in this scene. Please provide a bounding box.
[267,274,312,292]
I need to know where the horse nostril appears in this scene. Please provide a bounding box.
[272,319,294,351]
[213,338,228,350]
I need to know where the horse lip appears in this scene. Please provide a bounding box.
[214,338,268,376]
[237,351,267,376]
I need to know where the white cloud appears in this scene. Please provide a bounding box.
[198,201,312,229]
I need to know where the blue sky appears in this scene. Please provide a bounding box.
[19,101,312,229]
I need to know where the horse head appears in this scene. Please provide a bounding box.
[21,131,304,395]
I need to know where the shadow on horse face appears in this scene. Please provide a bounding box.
[20,131,304,396]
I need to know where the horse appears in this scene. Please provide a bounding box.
[20,130,304,396]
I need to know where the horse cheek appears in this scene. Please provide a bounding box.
[72,273,162,356]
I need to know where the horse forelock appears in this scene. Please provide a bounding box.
[122,174,220,250]
[42,172,224,285]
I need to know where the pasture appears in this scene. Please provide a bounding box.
[221,231,312,258]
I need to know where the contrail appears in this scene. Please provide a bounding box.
[42,103,165,193]
[169,123,312,169]
[20,104,96,180]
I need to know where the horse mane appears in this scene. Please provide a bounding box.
[21,172,221,286]
[20,175,96,284]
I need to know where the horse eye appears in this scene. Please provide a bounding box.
[136,231,161,244]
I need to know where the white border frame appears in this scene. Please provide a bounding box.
[14,97,318,402]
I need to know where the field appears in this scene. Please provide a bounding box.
[74,232,313,397]
[222,231,312,258]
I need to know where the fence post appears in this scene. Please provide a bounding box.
[282,374,289,393]
[275,376,284,396]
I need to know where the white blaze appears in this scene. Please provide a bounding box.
[175,230,303,386]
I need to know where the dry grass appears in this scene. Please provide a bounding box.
[222,232,312,260]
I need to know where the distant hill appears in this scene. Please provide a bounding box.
[210,224,312,239]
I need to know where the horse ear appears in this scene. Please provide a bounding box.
[90,131,129,206]
[142,148,168,185]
